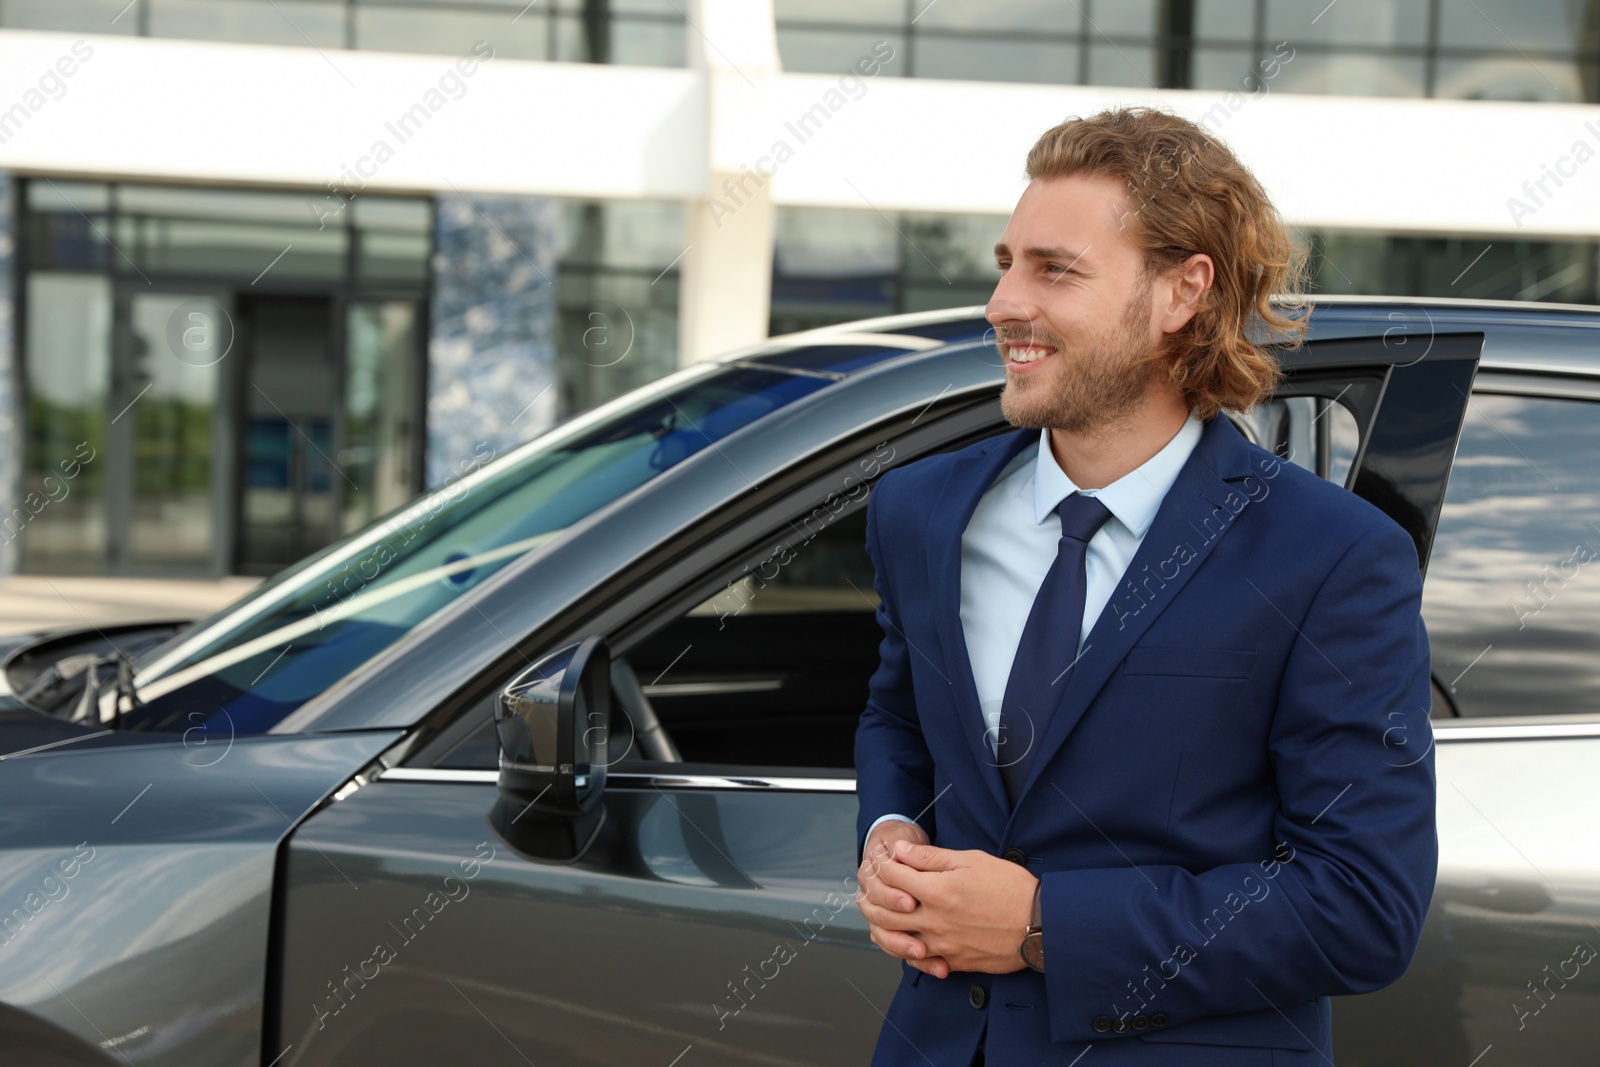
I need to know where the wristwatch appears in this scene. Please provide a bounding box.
[1018,879,1045,972]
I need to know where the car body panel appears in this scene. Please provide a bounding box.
[1335,731,1600,1064]
[274,780,883,1067]
[0,732,399,1066]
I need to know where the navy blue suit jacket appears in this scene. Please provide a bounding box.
[854,413,1438,1066]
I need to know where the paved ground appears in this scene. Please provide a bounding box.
[0,575,263,636]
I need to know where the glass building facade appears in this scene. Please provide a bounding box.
[0,0,689,67]
[769,206,1600,336]
[773,0,1600,103]
[1,0,1597,576]
[6,178,683,577]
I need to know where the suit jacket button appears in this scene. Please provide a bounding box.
[968,984,987,1009]
[1112,1017,1131,1033]
[1002,848,1026,864]
[1132,1014,1150,1030]
[1091,1015,1111,1033]
[1151,1013,1169,1028]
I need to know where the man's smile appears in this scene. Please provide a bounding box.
[1002,342,1058,369]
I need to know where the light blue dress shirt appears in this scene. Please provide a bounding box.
[865,414,1204,850]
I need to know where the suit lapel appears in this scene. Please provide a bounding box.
[926,427,1038,822]
[1010,414,1262,813]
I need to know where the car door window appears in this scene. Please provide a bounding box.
[625,506,877,769]
[1233,395,1361,487]
[1421,391,1600,719]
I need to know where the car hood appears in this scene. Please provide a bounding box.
[0,730,399,1066]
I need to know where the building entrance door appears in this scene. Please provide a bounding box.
[108,287,233,577]
[235,294,339,575]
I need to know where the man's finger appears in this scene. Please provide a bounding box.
[906,955,952,980]
[874,855,945,900]
[857,869,919,914]
[858,897,925,932]
[869,923,933,961]
[889,840,968,872]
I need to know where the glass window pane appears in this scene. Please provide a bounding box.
[559,270,680,412]
[1437,0,1597,53]
[355,8,548,61]
[555,199,683,411]
[610,17,687,66]
[238,297,337,572]
[116,217,347,280]
[1423,395,1600,719]
[118,184,317,224]
[914,0,1078,34]
[554,13,597,62]
[913,36,1079,84]
[1087,43,1157,87]
[770,207,898,333]
[1192,46,1259,90]
[358,231,429,283]
[1196,0,1256,41]
[777,29,906,76]
[25,181,111,271]
[773,0,906,26]
[1,0,139,33]
[128,292,220,570]
[646,505,876,768]
[113,185,352,278]
[1272,51,1425,97]
[563,199,686,271]
[610,0,689,14]
[901,213,1007,283]
[1266,0,1427,47]
[149,0,346,48]
[775,208,898,277]
[353,197,429,232]
[1445,241,1596,303]
[343,302,420,532]
[1086,0,1157,37]
[356,0,527,6]
[20,274,111,573]
[354,196,431,283]
[1434,56,1592,103]
[26,181,111,215]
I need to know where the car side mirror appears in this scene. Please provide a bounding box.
[488,635,610,861]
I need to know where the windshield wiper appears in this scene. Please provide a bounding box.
[20,650,144,728]
[112,654,144,729]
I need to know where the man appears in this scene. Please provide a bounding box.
[852,107,1437,1066]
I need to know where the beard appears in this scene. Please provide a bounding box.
[998,276,1163,434]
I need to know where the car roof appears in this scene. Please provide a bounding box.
[736,297,1600,379]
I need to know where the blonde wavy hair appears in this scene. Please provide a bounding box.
[1025,107,1308,418]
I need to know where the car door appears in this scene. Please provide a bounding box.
[267,331,1481,1067]
[1332,365,1600,1067]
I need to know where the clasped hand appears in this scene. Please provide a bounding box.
[854,824,1039,979]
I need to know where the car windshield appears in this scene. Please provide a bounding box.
[119,362,831,736]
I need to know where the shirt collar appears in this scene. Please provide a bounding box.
[1032,413,1205,537]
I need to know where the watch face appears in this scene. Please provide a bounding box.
[1021,931,1045,972]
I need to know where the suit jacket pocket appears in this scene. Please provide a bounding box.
[1120,646,1258,680]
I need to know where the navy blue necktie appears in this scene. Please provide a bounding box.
[996,492,1115,806]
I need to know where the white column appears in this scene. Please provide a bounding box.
[678,0,781,365]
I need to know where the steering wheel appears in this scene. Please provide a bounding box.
[608,657,681,763]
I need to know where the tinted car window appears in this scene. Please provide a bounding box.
[121,365,830,736]
[1422,393,1600,718]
